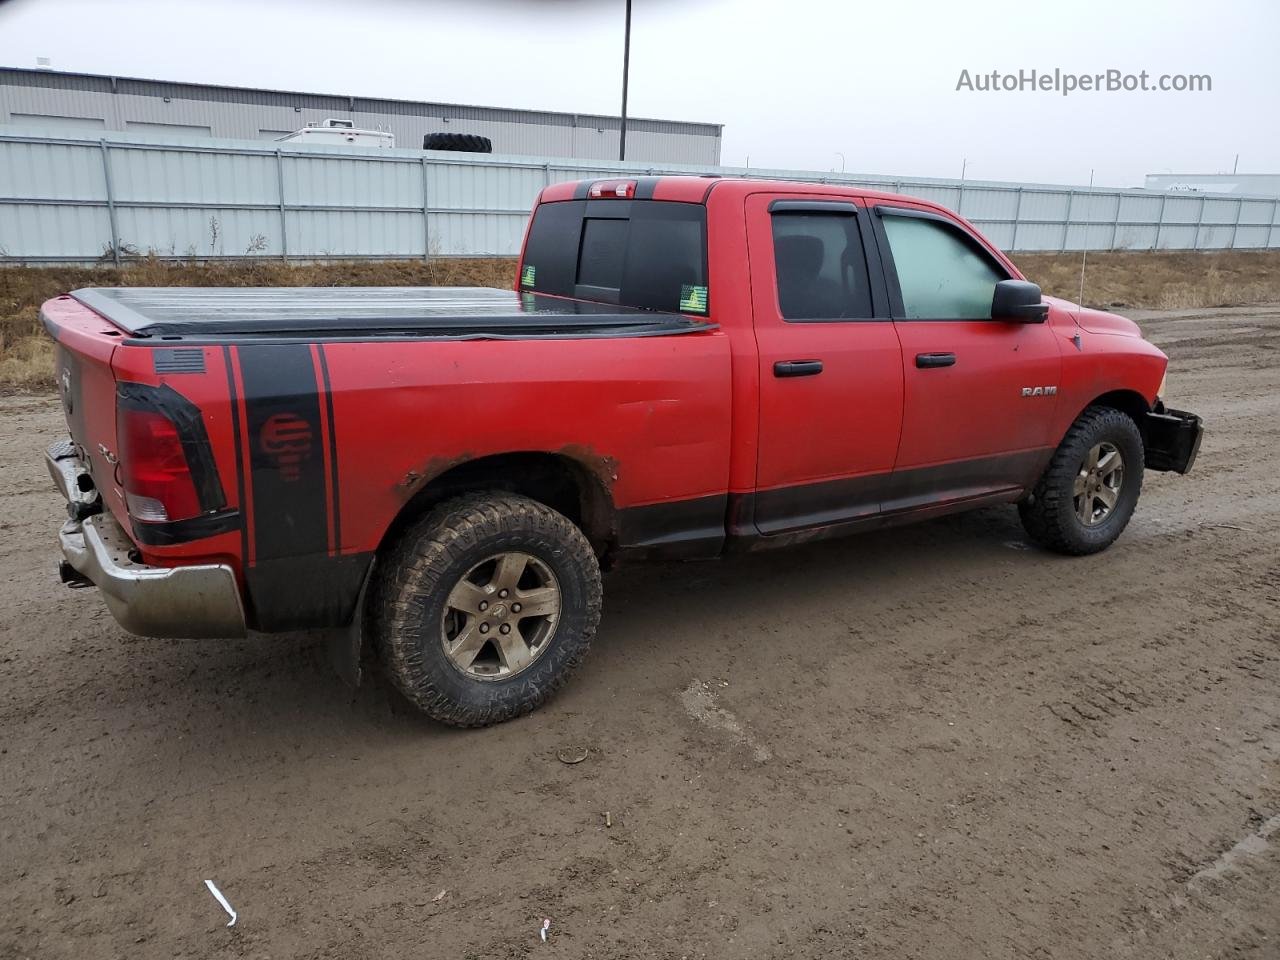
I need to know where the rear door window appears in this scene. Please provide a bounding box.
[521,199,708,314]
[770,210,872,320]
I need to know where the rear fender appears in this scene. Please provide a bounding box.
[382,450,619,559]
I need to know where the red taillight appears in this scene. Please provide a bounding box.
[587,179,636,199]
[117,407,202,523]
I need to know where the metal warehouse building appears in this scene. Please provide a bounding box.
[0,67,722,164]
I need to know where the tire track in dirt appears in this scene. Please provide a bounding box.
[3,304,1280,959]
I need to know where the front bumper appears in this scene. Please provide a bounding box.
[1144,406,1204,474]
[49,443,247,639]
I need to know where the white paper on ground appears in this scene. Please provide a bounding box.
[204,879,238,927]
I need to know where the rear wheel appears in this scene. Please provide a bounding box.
[371,492,601,726]
[1018,406,1144,555]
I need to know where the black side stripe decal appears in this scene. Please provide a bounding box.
[314,344,342,554]
[221,345,250,566]
[237,344,328,563]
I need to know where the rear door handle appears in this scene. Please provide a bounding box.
[915,352,956,369]
[774,360,824,378]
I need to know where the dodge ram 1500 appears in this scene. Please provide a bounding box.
[43,176,1203,725]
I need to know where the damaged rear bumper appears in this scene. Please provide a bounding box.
[1144,406,1204,474]
[49,442,247,639]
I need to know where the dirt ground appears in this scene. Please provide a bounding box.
[2,304,1279,960]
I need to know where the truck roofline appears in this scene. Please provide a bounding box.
[536,174,953,210]
[532,175,1023,283]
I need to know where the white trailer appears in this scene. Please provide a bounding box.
[278,118,394,149]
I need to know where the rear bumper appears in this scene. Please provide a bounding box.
[49,443,247,639]
[1144,406,1204,474]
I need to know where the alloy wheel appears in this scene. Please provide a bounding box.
[1073,441,1125,526]
[440,552,561,679]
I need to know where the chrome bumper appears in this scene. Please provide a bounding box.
[49,443,247,639]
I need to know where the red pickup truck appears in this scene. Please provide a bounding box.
[43,175,1202,726]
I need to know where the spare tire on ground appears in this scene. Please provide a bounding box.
[423,132,494,153]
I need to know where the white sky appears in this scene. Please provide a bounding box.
[1,0,1277,187]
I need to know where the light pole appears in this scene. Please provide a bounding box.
[619,0,632,161]
[834,152,845,174]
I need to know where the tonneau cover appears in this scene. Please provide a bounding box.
[69,286,714,341]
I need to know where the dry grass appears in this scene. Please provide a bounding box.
[0,333,61,392]
[0,257,515,392]
[4,250,1279,392]
[1015,250,1280,311]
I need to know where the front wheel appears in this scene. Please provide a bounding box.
[1018,406,1144,555]
[371,492,602,726]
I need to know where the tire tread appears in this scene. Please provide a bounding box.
[370,492,601,727]
[1019,406,1144,556]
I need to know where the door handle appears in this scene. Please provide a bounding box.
[773,360,824,378]
[915,352,956,369]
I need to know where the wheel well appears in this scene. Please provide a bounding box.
[1089,389,1150,420]
[378,452,616,560]
[1085,389,1151,438]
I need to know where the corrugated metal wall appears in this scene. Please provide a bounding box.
[0,68,723,164]
[2,128,1278,264]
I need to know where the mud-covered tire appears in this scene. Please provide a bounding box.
[371,493,601,726]
[1018,406,1144,556]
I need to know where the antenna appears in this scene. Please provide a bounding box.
[1072,169,1094,350]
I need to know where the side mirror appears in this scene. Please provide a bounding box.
[992,279,1049,323]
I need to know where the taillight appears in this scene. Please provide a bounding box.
[117,406,202,523]
[587,179,637,199]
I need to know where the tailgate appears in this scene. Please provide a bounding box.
[41,295,126,529]
[43,294,243,562]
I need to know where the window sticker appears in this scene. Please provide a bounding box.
[679,284,708,314]
[520,264,536,287]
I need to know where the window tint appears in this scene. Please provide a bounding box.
[520,199,583,296]
[520,199,708,314]
[577,218,627,291]
[771,212,872,320]
[623,207,705,312]
[881,214,1005,320]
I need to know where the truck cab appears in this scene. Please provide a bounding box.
[519,176,1199,541]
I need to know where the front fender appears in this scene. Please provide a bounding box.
[1052,325,1167,441]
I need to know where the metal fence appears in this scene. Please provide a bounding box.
[3,127,1279,264]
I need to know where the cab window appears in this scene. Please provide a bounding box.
[770,211,872,321]
[520,199,708,314]
[880,213,1006,320]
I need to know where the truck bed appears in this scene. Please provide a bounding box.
[69,286,714,341]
